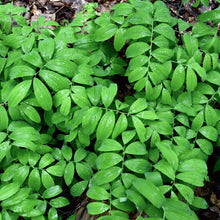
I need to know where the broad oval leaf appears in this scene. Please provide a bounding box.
[98,139,123,152]
[46,165,64,177]
[96,153,123,169]
[39,70,70,92]
[114,28,126,51]
[126,42,150,58]
[199,126,218,142]
[87,202,110,215]
[0,105,8,132]
[154,159,175,180]
[171,64,185,91]
[41,170,55,188]
[28,168,41,191]
[125,141,147,155]
[125,159,152,174]
[132,116,146,143]
[175,183,194,204]
[0,182,20,201]
[49,197,70,208]
[70,180,88,197]
[205,104,217,126]
[112,114,128,139]
[33,78,53,111]
[90,166,122,186]
[101,83,118,108]
[9,65,36,79]
[124,25,151,40]
[186,66,197,92]
[133,178,166,208]
[87,186,110,200]
[64,162,75,186]
[94,24,118,42]
[39,153,55,169]
[42,185,62,199]
[39,38,55,61]
[129,98,148,114]
[176,172,205,187]
[150,121,173,136]
[196,139,213,155]
[8,80,32,107]
[96,111,115,141]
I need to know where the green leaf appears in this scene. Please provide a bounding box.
[150,121,173,136]
[178,19,191,32]
[0,106,8,132]
[90,166,122,186]
[171,64,185,91]
[178,159,207,175]
[45,59,76,77]
[8,80,32,107]
[50,197,70,208]
[76,162,92,180]
[199,126,218,142]
[129,98,148,114]
[125,141,147,155]
[39,38,55,61]
[13,165,30,185]
[42,185,62,199]
[114,28,126,51]
[61,145,72,161]
[125,159,152,174]
[98,139,123,152]
[186,66,197,92]
[156,142,178,170]
[127,67,147,83]
[182,33,198,57]
[111,199,135,212]
[96,111,115,140]
[64,162,75,186]
[41,170,55,188]
[33,78,53,111]
[87,186,110,200]
[176,172,205,186]
[1,164,20,182]
[96,153,123,169]
[112,114,128,139]
[87,202,110,215]
[70,180,88,197]
[163,199,196,220]
[205,104,218,126]
[39,153,55,169]
[196,139,213,155]
[136,110,158,120]
[21,104,41,123]
[9,127,40,141]
[9,65,36,79]
[175,183,194,204]
[133,178,166,208]
[46,165,64,177]
[124,25,151,40]
[132,116,146,143]
[94,24,118,42]
[28,168,41,191]
[126,42,150,58]
[154,23,176,42]
[206,71,220,86]
[198,8,220,22]
[22,50,43,67]
[39,70,70,92]
[126,189,147,212]
[60,96,71,116]
[154,159,175,180]
[1,188,31,207]
[73,73,94,86]
[152,48,174,63]
[128,11,152,25]
[191,110,204,131]
[191,196,208,209]
[48,207,58,220]
[87,85,102,106]
[0,182,20,201]
[174,103,196,117]
[101,83,118,108]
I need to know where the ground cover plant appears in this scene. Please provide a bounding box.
[0,1,220,219]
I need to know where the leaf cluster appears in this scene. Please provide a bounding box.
[0,1,219,220]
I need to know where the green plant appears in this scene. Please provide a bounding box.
[182,0,220,8]
[0,1,219,219]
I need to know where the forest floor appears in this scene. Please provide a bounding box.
[1,0,220,219]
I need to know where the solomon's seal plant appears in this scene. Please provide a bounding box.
[0,1,219,219]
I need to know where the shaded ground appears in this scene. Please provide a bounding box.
[1,0,220,219]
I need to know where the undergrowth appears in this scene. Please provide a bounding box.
[0,1,220,219]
